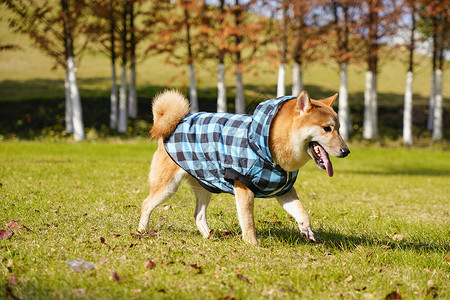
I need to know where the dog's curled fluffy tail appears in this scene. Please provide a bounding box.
[150,90,190,139]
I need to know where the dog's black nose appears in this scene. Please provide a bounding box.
[340,147,350,157]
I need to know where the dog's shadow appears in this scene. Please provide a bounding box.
[257,226,449,254]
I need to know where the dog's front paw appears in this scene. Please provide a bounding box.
[299,225,316,242]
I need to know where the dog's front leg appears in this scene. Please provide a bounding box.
[276,187,316,242]
[234,181,258,246]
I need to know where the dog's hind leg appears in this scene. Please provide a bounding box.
[138,140,187,232]
[187,177,212,238]
[234,181,258,246]
[276,187,316,242]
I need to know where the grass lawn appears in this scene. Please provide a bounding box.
[0,140,449,299]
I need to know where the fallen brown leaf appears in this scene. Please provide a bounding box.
[237,274,251,284]
[385,291,402,300]
[110,271,124,282]
[144,260,156,269]
[444,254,450,262]
[186,264,202,274]
[0,230,14,240]
[366,249,376,258]
[6,220,20,231]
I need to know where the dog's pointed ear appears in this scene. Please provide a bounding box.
[322,93,338,107]
[296,91,312,115]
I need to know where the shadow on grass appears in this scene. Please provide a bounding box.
[257,226,449,253]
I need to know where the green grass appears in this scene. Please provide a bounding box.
[1,141,449,299]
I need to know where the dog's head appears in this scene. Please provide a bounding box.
[292,91,350,177]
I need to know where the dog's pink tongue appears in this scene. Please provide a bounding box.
[318,146,333,177]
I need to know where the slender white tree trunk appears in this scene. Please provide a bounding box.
[277,63,286,97]
[432,69,443,140]
[363,70,377,139]
[67,56,85,141]
[427,70,436,130]
[64,72,73,134]
[371,72,378,137]
[110,62,118,129]
[128,57,137,119]
[292,62,303,95]
[217,62,227,113]
[403,71,414,145]
[235,69,245,114]
[118,63,127,133]
[338,63,351,141]
[188,62,199,113]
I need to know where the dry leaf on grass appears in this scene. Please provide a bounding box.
[110,271,125,282]
[366,249,376,258]
[131,230,158,239]
[186,264,202,274]
[385,291,402,299]
[144,260,156,269]
[5,220,20,231]
[236,274,251,284]
[344,275,353,282]
[0,230,14,240]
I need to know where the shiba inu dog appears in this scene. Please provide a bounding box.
[138,90,349,245]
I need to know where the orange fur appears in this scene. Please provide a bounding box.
[150,90,190,138]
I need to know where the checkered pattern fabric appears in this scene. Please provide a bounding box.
[163,96,298,198]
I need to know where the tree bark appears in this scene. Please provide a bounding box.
[277,63,286,97]
[118,2,128,133]
[64,72,73,134]
[217,62,227,112]
[432,69,443,140]
[67,56,85,141]
[128,56,137,118]
[292,62,303,95]
[363,70,377,139]
[110,62,118,129]
[338,62,351,141]
[127,0,137,119]
[189,62,198,113]
[118,63,127,133]
[403,71,413,145]
[235,64,245,114]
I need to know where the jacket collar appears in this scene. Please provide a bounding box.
[248,96,296,167]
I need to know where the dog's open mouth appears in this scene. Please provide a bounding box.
[308,142,333,177]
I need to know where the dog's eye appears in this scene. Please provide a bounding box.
[323,126,332,132]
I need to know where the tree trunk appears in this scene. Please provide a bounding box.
[118,63,127,133]
[432,69,443,140]
[127,0,137,119]
[67,56,85,141]
[109,0,117,129]
[128,56,137,118]
[110,62,118,129]
[292,62,303,95]
[189,62,199,113]
[64,72,73,134]
[118,1,128,133]
[235,64,245,114]
[363,70,377,139]
[217,62,227,112]
[427,70,436,130]
[277,63,286,97]
[427,18,438,131]
[338,62,351,141]
[403,71,413,145]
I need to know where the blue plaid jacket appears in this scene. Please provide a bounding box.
[164,96,298,198]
